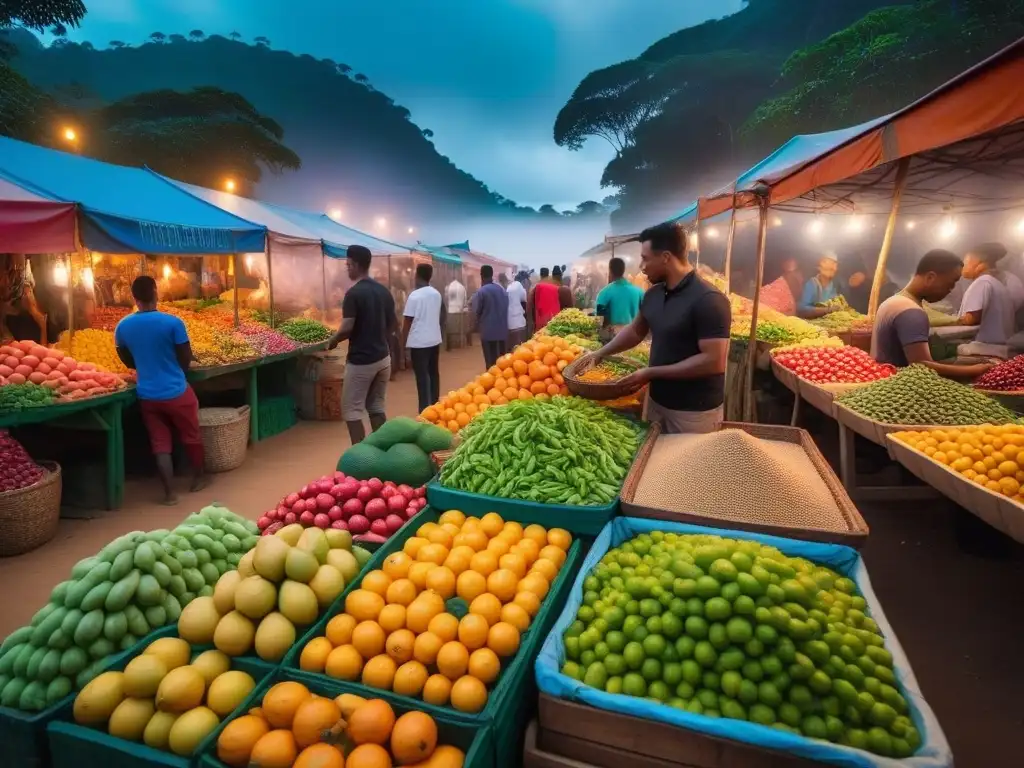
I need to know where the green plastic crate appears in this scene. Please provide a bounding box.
[46,629,274,768]
[198,669,495,768]
[256,394,297,441]
[283,507,584,768]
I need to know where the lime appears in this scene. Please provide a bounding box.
[566,620,585,637]
[856,691,875,714]
[778,702,802,727]
[694,640,717,668]
[879,683,907,713]
[640,658,662,682]
[593,641,609,661]
[577,605,596,623]
[867,727,893,756]
[685,699,704,715]
[718,647,746,671]
[788,684,813,710]
[639,598,661,617]
[856,655,876,676]
[725,617,753,644]
[675,635,696,659]
[730,551,753,573]
[702,671,721,691]
[630,626,649,643]
[675,681,695,701]
[624,599,640,616]
[754,623,778,645]
[642,634,667,658]
[661,643,679,663]
[623,641,645,670]
[662,661,683,686]
[695,576,721,599]
[803,640,830,666]
[667,697,686,710]
[842,632,865,656]
[789,653,814,681]
[645,615,663,635]
[669,559,701,580]
[808,670,832,695]
[846,608,865,627]
[580,650,596,667]
[736,572,764,598]
[824,714,844,742]
[869,702,897,728]
[863,677,882,698]
[770,672,791,693]
[579,629,599,651]
[832,678,858,705]
[710,559,739,583]
[584,662,609,689]
[694,544,727,571]
[622,672,646,697]
[697,688,719,710]
[769,606,790,629]
[658,590,674,608]
[808,609,829,627]
[721,670,742,698]
[757,681,782,707]
[658,570,676,590]
[741,660,764,682]
[754,606,773,625]
[861,616,879,634]
[744,638,765,658]
[788,619,814,642]
[776,637,797,664]
[603,606,626,629]
[623,613,644,634]
[681,659,702,685]
[661,612,683,640]
[737,679,759,705]
[705,597,732,622]
[604,653,626,676]
[720,582,741,602]
[668,597,687,618]
[708,623,729,650]
[684,615,708,639]
[685,597,705,616]
[766,584,786,604]
[720,698,746,721]
[824,655,846,678]
[891,737,912,758]
[605,630,626,654]
[834,577,856,595]
[647,680,670,701]
[673,578,697,598]
[801,714,827,740]
[749,703,775,725]
[606,561,622,576]
[750,563,772,586]
[561,661,583,680]
[565,637,581,660]
[605,676,623,695]
[583,590,599,606]
[760,654,783,676]
[733,595,756,616]
[875,666,896,687]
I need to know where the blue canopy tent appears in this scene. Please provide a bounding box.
[0,137,266,254]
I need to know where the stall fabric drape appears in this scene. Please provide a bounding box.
[0,136,266,254]
[0,177,77,252]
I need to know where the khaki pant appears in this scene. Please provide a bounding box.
[645,400,724,435]
[342,356,391,422]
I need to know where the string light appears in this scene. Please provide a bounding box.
[905,220,916,231]
[162,264,172,280]
[938,216,957,240]
[807,218,824,238]
[375,217,388,229]
[705,227,719,239]
[244,254,254,270]
[82,268,94,291]
[62,127,77,143]
[52,262,68,287]
[224,179,236,193]
[772,216,783,227]
[846,215,864,234]
[328,208,342,220]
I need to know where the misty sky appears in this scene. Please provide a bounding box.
[62,0,743,211]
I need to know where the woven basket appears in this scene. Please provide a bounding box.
[0,462,61,557]
[563,353,644,401]
[199,406,251,473]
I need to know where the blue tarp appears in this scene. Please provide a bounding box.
[536,518,952,768]
[667,201,698,227]
[0,136,266,254]
[264,204,416,258]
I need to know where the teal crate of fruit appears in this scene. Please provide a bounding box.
[256,394,297,441]
[535,517,953,768]
[283,507,583,768]
[46,629,274,768]
[197,668,495,768]
[0,624,178,768]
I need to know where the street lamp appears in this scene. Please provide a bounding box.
[407,226,415,235]
[328,208,342,220]
[375,217,387,230]
[224,178,237,193]
[62,127,77,143]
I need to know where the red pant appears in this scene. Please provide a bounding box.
[140,386,204,469]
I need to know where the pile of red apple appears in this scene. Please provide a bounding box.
[257,471,428,544]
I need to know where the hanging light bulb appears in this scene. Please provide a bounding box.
[905,220,917,231]
[688,232,699,250]
[82,268,94,291]
[162,264,172,280]
[53,261,68,287]
[807,218,824,238]
[772,216,783,227]
[1015,217,1024,237]
[244,254,254,270]
[706,227,719,239]
[939,215,957,240]
[846,215,864,235]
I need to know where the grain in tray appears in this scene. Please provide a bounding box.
[632,429,847,530]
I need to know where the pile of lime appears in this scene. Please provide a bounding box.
[561,532,920,758]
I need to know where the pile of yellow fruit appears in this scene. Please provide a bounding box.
[296,511,572,714]
[892,424,1024,501]
[158,305,256,367]
[54,329,131,375]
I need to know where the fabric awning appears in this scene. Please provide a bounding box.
[0,177,76,253]
[0,137,266,254]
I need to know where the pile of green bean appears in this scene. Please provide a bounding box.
[438,396,644,506]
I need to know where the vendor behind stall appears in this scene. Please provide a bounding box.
[845,253,898,314]
[957,242,1016,357]
[872,249,993,380]
[797,253,845,318]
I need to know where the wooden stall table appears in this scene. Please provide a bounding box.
[0,389,135,510]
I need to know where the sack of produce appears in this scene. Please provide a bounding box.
[536,518,951,767]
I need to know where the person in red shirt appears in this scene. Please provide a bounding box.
[528,267,561,331]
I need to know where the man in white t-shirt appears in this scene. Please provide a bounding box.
[958,242,1016,356]
[500,273,528,347]
[404,263,446,412]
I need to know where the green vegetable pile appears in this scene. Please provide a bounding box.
[0,382,56,411]
[563,333,600,351]
[0,505,258,712]
[545,309,601,339]
[278,318,333,344]
[923,304,958,328]
[562,531,920,758]
[439,396,643,505]
[837,364,1016,425]
[810,311,871,333]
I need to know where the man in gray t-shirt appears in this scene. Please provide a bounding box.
[871,250,994,380]
[958,242,1016,346]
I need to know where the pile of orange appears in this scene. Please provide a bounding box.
[420,335,585,433]
[217,681,461,768]
[298,511,573,714]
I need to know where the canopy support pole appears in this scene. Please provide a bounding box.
[231,253,240,328]
[321,252,329,323]
[868,157,911,319]
[691,226,701,269]
[744,199,770,422]
[722,208,737,294]
[266,239,275,329]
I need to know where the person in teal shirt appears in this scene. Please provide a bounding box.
[797,253,845,318]
[596,257,645,326]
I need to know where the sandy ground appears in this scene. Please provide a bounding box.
[2,345,1022,764]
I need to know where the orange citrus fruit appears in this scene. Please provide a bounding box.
[500,603,531,632]
[450,675,488,713]
[457,614,490,650]
[352,621,387,659]
[486,569,519,602]
[361,570,393,597]
[469,593,503,626]
[325,614,357,646]
[468,647,501,684]
[427,613,459,643]
[436,642,469,680]
[422,674,452,706]
[456,570,487,602]
[487,622,521,658]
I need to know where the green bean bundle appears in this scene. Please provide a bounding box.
[278,318,333,344]
[439,396,643,505]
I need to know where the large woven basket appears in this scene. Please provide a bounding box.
[563,353,644,400]
[199,406,250,473]
[0,461,61,557]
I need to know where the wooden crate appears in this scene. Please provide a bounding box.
[535,696,822,768]
[798,380,869,418]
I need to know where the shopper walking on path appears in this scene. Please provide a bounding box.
[328,245,397,444]
[403,263,445,412]
[553,265,573,309]
[500,272,528,348]
[528,267,561,331]
[115,275,207,505]
[471,265,509,369]
[596,256,644,328]
[594,222,731,435]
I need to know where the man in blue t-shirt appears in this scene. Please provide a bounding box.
[596,257,644,327]
[471,265,510,369]
[115,276,206,504]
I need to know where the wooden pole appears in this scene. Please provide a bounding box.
[744,200,770,422]
[691,226,701,269]
[266,239,275,329]
[321,251,329,323]
[231,253,240,327]
[722,208,737,294]
[868,157,912,319]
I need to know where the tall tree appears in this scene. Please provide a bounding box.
[1,0,86,29]
[336,62,352,74]
[86,86,301,189]
[108,40,125,49]
[189,29,204,41]
[50,23,66,37]
[168,34,186,44]
[354,72,369,83]
[229,31,241,41]
[149,32,165,43]
[254,36,269,47]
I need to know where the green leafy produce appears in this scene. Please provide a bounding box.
[810,310,871,333]
[562,532,920,758]
[439,396,643,505]
[836,364,1016,425]
[544,308,602,339]
[278,317,333,344]
[0,382,56,411]
[0,505,259,711]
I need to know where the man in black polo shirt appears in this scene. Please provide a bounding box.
[328,245,397,444]
[593,221,731,434]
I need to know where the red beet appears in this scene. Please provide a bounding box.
[284,512,297,525]
[285,493,300,506]
[299,484,315,499]
[316,492,335,510]
[317,479,334,494]
[356,485,375,503]
[387,494,407,513]
[406,506,419,519]
[380,485,397,500]
[276,504,289,517]
[367,478,384,493]
[342,498,364,517]
[299,510,316,525]
[412,486,425,499]
[370,518,389,536]
[384,514,405,534]
[314,513,331,529]
[328,505,344,521]
[257,515,272,530]
[348,514,370,534]
[334,470,346,481]
[397,484,413,497]
[290,498,307,514]
[331,519,349,530]
[365,498,388,520]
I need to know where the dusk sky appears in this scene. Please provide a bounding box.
[60,0,743,211]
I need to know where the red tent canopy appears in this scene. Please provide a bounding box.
[0,177,76,253]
